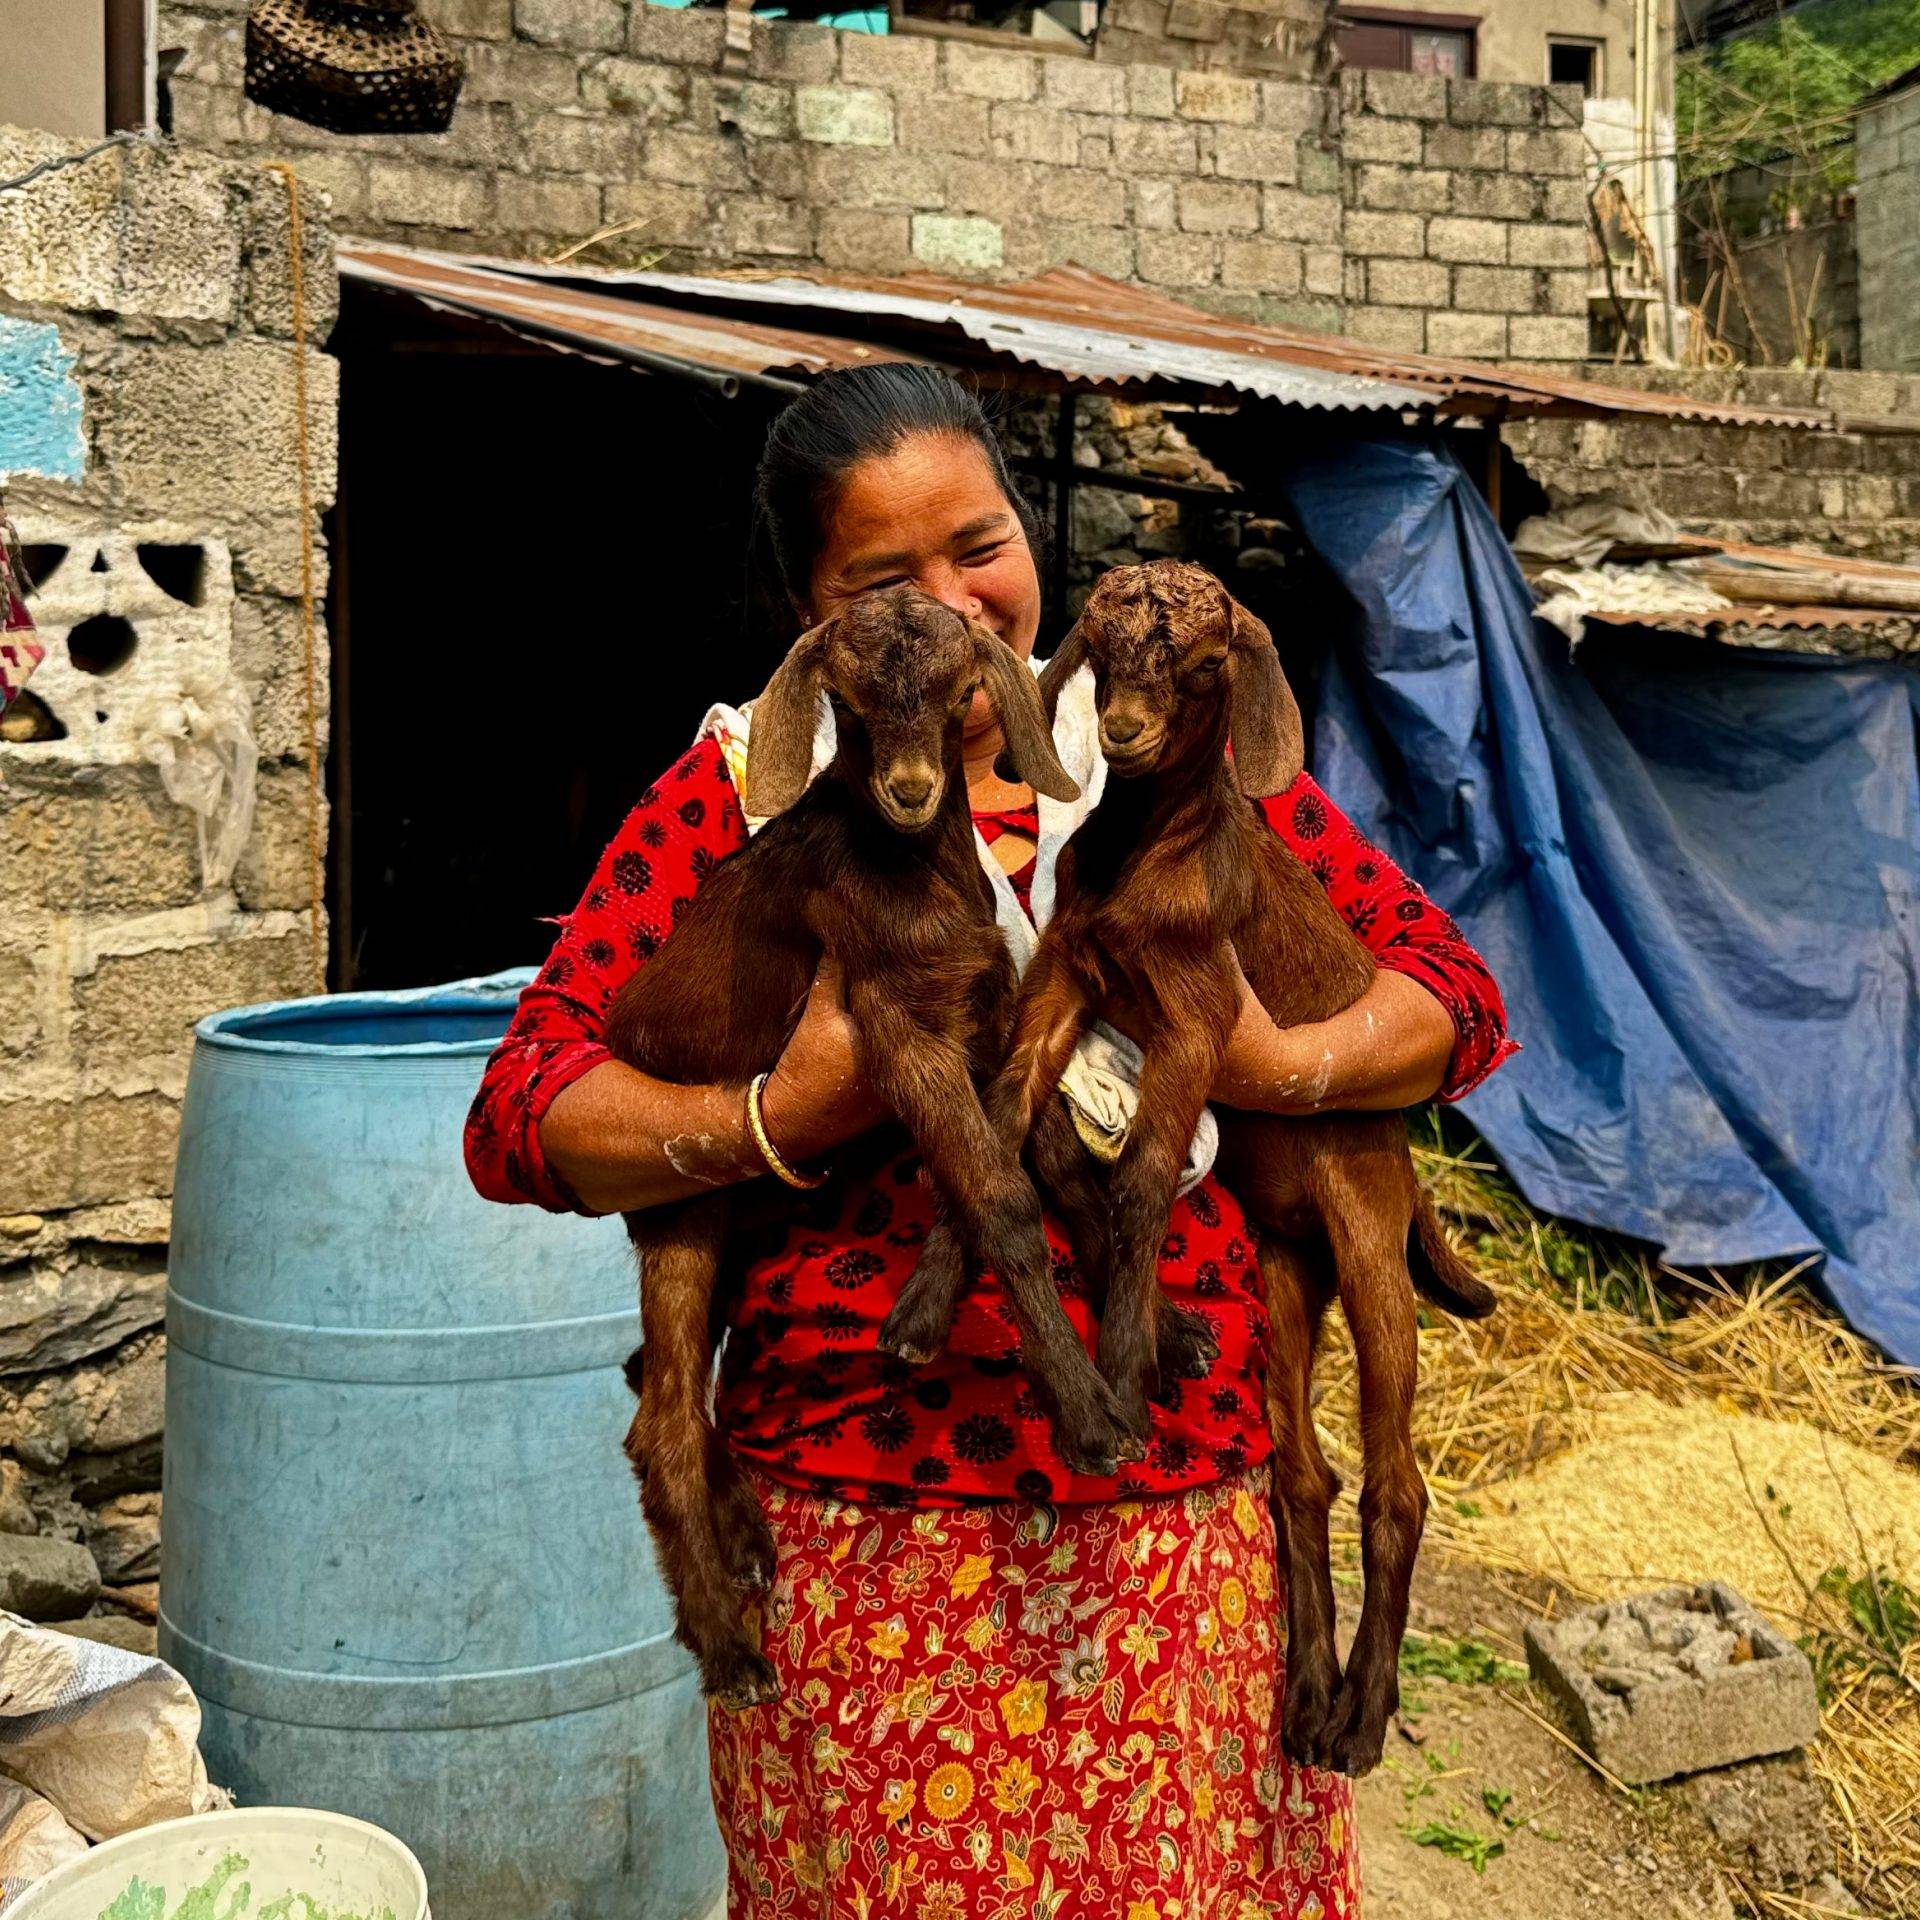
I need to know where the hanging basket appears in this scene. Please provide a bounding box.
[245,0,464,136]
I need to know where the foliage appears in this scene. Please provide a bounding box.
[1399,1631,1529,1687]
[1677,0,1920,189]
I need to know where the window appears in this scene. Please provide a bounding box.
[1334,9,1478,77]
[1547,35,1602,94]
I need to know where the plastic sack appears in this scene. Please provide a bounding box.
[126,672,259,891]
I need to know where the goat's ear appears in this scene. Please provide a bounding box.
[1225,599,1304,798]
[973,624,1080,803]
[1035,620,1087,729]
[744,621,830,817]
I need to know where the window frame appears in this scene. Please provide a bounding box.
[1545,33,1604,96]
[1332,6,1480,78]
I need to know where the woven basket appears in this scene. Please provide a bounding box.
[245,0,464,135]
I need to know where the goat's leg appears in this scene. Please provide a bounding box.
[1316,1174,1425,1777]
[1100,1036,1227,1445]
[1256,1238,1344,1770]
[855,991,1129,1477]
[881,944,1094,1371]
[625,1201,779,1711]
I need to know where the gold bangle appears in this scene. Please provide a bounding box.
[745,1072,828,1190]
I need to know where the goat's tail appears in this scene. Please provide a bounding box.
[1408,1191,1497,1319]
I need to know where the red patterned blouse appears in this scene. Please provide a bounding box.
[465,737,1514,1508]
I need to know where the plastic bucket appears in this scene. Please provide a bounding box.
[8,1808,429,1920]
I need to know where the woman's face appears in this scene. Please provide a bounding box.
[805,431,1042,740]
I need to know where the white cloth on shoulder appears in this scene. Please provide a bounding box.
[695,660,1218,1192]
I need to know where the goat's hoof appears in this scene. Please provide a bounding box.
[877,1290,951,1367]
[716,1483,778,1594]
[706,1645,782,1712]
[1279,1658,1342,1771]
[1156,1307,1219,1381]
[1322,1678,1389,1778]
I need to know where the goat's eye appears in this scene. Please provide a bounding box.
[952,682,980,711]
[1186,657,1224,685]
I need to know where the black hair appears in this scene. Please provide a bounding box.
[748,364,1046,634]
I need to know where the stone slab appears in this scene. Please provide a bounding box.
[1525,1582,1821,1785]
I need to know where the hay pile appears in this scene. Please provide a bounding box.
[1306,1125,1920,1916]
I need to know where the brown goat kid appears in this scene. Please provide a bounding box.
[602,587,1134,1710]
[888,560,1495,1776]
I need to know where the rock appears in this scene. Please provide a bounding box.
[1681,1751,1832,1888]
[0,1460,41,1536]
[0,1533,100,1621]
[69,1437,163,1504]
[0,1331,165,1469]
[86,1492,160,1583]
[1525,1582,1821,1784]
[0,1263,167,1376]
[47,1613,157,1656]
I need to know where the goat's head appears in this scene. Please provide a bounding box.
[1036,560,1303,798]
[744,586,1080,831]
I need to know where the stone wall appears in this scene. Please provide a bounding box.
[1856,83,1920,374]
[0,127,337,1632]
[158,1,1591,354]
[1506,366,1920,563]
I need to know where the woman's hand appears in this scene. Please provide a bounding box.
[759,956,892,1164]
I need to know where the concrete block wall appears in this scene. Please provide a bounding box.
[158,0,1591,353]
[1506,366,1920,563]
[1856,84,1920,374]
[0,126,336,1597]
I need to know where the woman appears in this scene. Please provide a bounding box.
[467,366,1513,1919]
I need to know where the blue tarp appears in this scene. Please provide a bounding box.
[1274,432,1920,1367]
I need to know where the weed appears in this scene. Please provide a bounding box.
[1400,1632,1529,1686]
[1404,1817,1506,1873]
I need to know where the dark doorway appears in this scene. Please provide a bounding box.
[327,288,787,991]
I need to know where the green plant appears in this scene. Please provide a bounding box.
[1399,1632,1529,1687]
[1404,1817,1507,1873]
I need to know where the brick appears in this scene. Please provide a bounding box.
[1369,257,1448,306]
[797,85,894,146]
[601,177,716,246]
[496,173,604,235]
[809,147,944,210]
[514,0,626,52]
[839,31,939,88]
[1114,119,1198,174]
[522,108,636,175]
[1354,165,1451,213]
[1426,310,1506,356]
[1042,60,1127,113]
[1138,230,1217,287]
[1344,209,1423,256]
[368,161,491,230]
[911,212,1004,270]
[1426,216,1508,263]
[1451,171,1534,220]
[1177,178,1259,233]
[1342,116,1421,164]
[1364,71,1445,119]
[1508,314,1588,359]
[1448,78,1538,128]
[1127,63,1177,120]
[1175,70,1258,123]
[1262,186,1339,240]
[1453,264,1533,309]
[816,207,913,271]
[1219,237,1303,294]
[1132,178,1177,230]
[1526,1586,1820,1786]
[1512,220,1589,266]
[749,20,837,82]
[1260,81,1321,133]
[6,1093,180,1213]
[1508,128,1583,177]
[1342,304,1425,351]
[1208,126,1299,184]
[627,0,722,61]
[1038,168,1127,226]
[946,43,1036,101]
[1423,124,1506,171]
[646,126,749,190]
[894,90,994,157]
[991,102,1080,166]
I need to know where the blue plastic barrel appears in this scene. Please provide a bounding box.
[160,974,723,1920]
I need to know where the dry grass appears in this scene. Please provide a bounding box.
[1308,1119,1920,1916]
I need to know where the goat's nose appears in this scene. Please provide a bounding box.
[1103,710,1145,745]
[887,767,935,808]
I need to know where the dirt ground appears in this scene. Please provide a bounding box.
[1353,1553,1855,1918]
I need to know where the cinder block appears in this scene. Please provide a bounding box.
[719,196,813,256]
[1508,127,1583,177]
[1260,81,1322,134]
[1525,1584,1821,1785]
[1426,309,1506,357]
[1114,119,1199,174]
[1177,178,1260,233]
[1344,209,1423,256]
[600,178,716,246]
[646,126,749,190]
[470,42,586,107]
[911,212,1004,270]
[941,158,1039,223]
[627,2,725,66]
[1453,171,1533,220]
[1448,78,1537,128]
[1138,229,1218,287]
[810,148,945,210]
[1423,123,1505,171]
[1353,164,1451,213]
[4,1091,181,1214]
[1209,126,1301,184]
[1363,71,1445,120]
[1127,63,1177,121]
[1342,303,1425,351]
[1342,116,1422,164]
[1369,256,1448,306]
[840,30,939,89]
[1453,263,1533,309]
[1175,70,1259,124]
[1042,60,1127,114]
[991,102,1080,166]
[1426,215,1508,263]
[894,90,994,157]
[817,207,913,272]
[368,160,492,231]
[748,20,836,83]
[1508,314,1589,359]
[946,42,1037,101]
[514,0,626,53]
[1261,185,1339,239]
[796,85,895,147]
[1509,222,1588,268]
[1039,168,1128,227]
[1219,237,1303,294]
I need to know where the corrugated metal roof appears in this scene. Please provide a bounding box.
[1587,606,1920,638]
[339,245,920,394]
[480,255,1836,429]
[341,244,1837,430]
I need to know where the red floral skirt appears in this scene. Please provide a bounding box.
[706,1471,1360,1920]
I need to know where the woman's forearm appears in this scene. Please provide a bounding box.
[1213,968,1455,1115]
